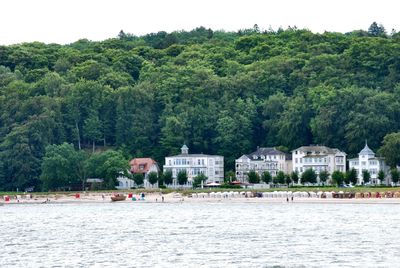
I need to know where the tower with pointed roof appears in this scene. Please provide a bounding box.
[164,144,224,185]
[348,141,389,185]
[359,141,375,158]
[181,144,189,154]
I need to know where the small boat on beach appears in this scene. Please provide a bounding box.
[111,194,126,202]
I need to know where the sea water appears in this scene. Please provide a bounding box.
[1,202,399,267]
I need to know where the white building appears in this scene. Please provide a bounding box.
[292,145,346,182]
[129,158,160,188]
[163,145,224,184]
[348,142,389,185]
[116,176,135,190]
[117,158,160,189]
[235,147,292,182]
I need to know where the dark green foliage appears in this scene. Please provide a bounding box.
[345,168,358,185]
[1,25,400,191]
[276,171,286,184]
[86,150,129,189]
[319,170,329,185]
[390,169,399,184]
[362,170,371,184]
[285,174,292,186]
[148,171,158,186]
[378,170,386,185]
[40,143,86,191]
[331,171,345,186]
[301,169,317,184]
[378,133,400,167]
[193,173,207,188]
[291,171,299,184]
[177,170,188,185]
[133,173,144,186]
[162,170,173,185]
[261,171,272,184]
[247,171,260,184]
[368,22,386,37]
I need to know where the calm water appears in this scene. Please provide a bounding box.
[1,202,400,267]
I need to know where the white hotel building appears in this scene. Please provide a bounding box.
[292,145,346,181]
[348,142,389,184]
[163,145,224,183]
[235,147,292,182]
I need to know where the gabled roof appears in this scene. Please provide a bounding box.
[292,145,346,155]
[247,147,286,158]
[129,158,158,174]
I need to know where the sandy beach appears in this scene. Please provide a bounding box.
[2,192,400,205]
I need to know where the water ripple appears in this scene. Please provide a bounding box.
[1,203,400,267]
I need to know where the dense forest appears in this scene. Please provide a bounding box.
[1,22,400,191]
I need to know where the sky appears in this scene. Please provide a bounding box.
[1,0,399,45]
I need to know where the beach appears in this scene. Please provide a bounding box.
[2,192,400,205]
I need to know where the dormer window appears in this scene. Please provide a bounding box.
[139,164,145,170]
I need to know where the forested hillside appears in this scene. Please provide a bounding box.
[1,23,400,191]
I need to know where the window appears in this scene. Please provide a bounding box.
[295,158,298,163]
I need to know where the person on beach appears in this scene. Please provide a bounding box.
[102,194,105,200]
[286,197,289,202]
[162,196,164,202]
[291,196,294,202]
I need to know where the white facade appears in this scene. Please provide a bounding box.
[348,142,389,184]
[163,145,224,183]
[235,147,292,182]
[292,145,346,182]
[116,176,135,190]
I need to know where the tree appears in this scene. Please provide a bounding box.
[247,171,260,184]
[390,169,399,185]
[362,170,371,185]
[291,171,299,184]
[285,174,292,186]
[193,173,207,188]
[276,171,286,184]
[378,132,400,167]
[318,170,329,185]
[85,150,129,189]
[378,170,386,185]
[261,171,272,184]
[225,170,236,183]
[368,22,386,37]
[133,173,144,187]
[162,170,173,185]
[147,171,158,187]
[177,170,188,185]
[40,143,87,191]
[301,169,317,184]
[346,168,358,185]
[331,171,344,186]
[83,111,102,152]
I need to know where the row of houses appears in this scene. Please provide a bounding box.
[117,142,390,189]
[236,142,389,185]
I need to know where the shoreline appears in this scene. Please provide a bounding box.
[2,192,400,205]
